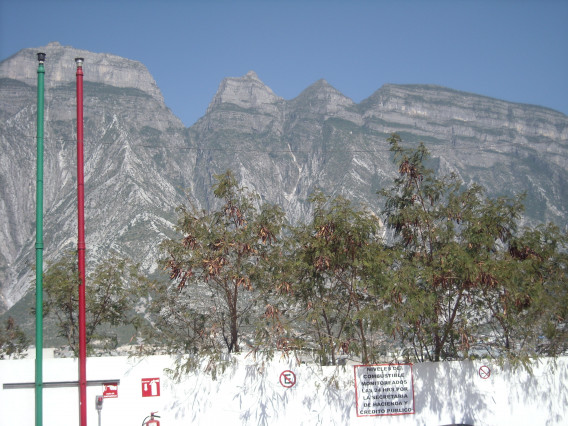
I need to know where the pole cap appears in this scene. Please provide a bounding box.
[75,57,84,67]
[37,52,46,63]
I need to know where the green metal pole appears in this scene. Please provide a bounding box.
[35,52,46,426]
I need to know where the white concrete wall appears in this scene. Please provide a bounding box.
[1,354,566,425]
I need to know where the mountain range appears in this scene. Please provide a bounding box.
[1,41,567,314]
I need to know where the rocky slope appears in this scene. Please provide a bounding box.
[1,43,567,313]
[0,42,187,309]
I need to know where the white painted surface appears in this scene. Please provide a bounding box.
[1,354,566,425]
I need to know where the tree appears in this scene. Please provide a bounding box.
[283,190,386,365]
[485,223,568,360]
[40,251,143,355]
[0,317,29,359]
[378,134,568,365]
[158,171,285,355]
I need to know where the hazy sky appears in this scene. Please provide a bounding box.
[1,0,567,126]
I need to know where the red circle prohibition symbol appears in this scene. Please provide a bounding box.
[479,365,491,379]
[279,370,297,388]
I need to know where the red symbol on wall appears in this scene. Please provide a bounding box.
[279,370,296,388]
[141,378,161,397]
[102,382,118,398]
[479,365,491,379]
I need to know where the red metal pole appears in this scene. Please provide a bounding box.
[75,57,87,426]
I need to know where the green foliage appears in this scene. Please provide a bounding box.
[492,223,568,361]
[141,136,567,372]
[282,190,386,365]
[39,251,144,355]
[0,316,30,359]
[154,170,286,356]
[378,133,568,364]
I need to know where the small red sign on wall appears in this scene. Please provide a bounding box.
[102,383,118,398]
[141,378,160,397]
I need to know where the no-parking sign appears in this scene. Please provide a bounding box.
[279,370,296,388]
[479,365,491,379]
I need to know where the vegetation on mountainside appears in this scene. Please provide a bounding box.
[278,191,386,365]
[378,134,567,366]
[147,171,285,358]
[37,252,145,356]
[139,135,566,370]
[0,316,29,359]
[19,134,566,372]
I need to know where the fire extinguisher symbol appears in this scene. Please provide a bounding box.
[141,378,161,397]
[143,412,161,425]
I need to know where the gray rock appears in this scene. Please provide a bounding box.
[1,43,567,314]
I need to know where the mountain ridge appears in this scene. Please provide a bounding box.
[1,43,567,314]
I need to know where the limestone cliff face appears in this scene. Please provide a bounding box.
[207,70,282,112]
[0,41,164,103]
[197,72,567,230]
[1,43,567,314]
[289,79,358,119]
[361,84,568,153]
[355,84,568,214]
[0,43,186,309]
[199,71,285,136]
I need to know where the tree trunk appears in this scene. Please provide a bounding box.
[322,308,336,365]
[358,318,369,364]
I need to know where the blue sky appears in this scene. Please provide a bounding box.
[1,0,567,126]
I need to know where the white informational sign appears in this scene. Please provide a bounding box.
[354,363,415,417]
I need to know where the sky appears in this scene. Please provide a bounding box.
[1,0,567,127]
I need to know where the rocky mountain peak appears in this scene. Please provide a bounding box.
[295,79,350,101]
[1,43,567,316]
[290,78,356,118]
[0,42,164,103]
[206,70,282,113]
[244,70,261,80]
